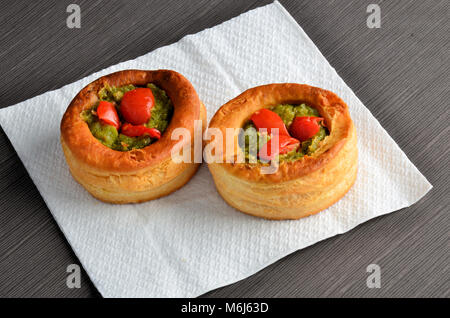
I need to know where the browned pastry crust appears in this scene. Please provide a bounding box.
[207,83,357,220]
[60,69,206,203]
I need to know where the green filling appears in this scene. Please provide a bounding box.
[145,83,173,133]
[98,84,136,103]
[271,103,320,127]
[239,122,270,163]
[239,103,329,163]
[81,83,173,151]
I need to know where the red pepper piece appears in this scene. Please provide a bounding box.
[250,109,290,136]
[97,101,120,129]
[258,134,300,161]
[120,88,155,125]
[121,123,161,139]
[289,116,324,141]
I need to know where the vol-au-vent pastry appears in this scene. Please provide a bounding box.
[207,83,357,220]
[61,69,206,203]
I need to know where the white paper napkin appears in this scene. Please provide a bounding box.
[0,1,432,297]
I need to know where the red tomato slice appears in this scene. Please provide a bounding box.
[258,134,300,161]
[289,116,324,141]
[120,123,161,139]
[120,88,155,125]
[250,109,290,136]
[97,101,120,129]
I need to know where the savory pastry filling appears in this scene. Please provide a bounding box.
[239,103,329,162]
[81,83,173,151]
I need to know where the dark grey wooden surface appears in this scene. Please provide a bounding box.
[0,0,448,298]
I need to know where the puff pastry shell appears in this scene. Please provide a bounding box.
[61,70,206,203]
[207,84,357,220]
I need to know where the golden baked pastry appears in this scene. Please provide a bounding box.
[61,69,206,203]
[207,83,357,220]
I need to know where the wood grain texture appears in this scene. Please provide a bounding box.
[0,0,448,298]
